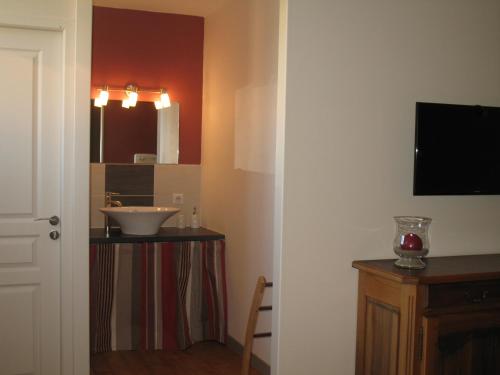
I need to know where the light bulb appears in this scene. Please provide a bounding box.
[160,91,171,108]
[128,91,138,107]
[154,100,163,110]
[124,84,138,107]
[94,97,103,107]
[122,99,130,108]
[98,89,109,105]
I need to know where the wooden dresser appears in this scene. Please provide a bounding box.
[352,254,500,375]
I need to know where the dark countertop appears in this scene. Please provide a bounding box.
[352,254,500,285]
[90,227,225,244]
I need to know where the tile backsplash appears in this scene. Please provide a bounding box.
[90,164,201,228]
[105,165,154,207]
[90,163,105,228]
[154,164,201,227]
[105,165,154,195]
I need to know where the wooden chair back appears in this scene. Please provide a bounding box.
[241,276,272,375]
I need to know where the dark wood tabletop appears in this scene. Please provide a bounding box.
[352,254,500,284]
[90,226,225,244]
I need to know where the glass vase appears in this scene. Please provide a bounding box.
[393,216,431,269]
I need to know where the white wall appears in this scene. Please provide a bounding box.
[277,0,500,374]
[201,0,280,364]
[0,0,75,23]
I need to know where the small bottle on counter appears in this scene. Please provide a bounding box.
[177,213,185,229]
[191,206,200,229]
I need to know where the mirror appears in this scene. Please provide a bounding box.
[90,100,179,164]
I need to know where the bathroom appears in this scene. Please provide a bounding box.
[89,1,279,374]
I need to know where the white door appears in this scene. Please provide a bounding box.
[0,27,63,375]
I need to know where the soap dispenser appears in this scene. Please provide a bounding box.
[191,206,200,229]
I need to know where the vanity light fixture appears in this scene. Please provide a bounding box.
[94,86,109,107]
[121,99,130,109]
[154,89,171,110]
[122,84,138,108]
[161,89,171,108]
[93,84,171,110]
[94,98,104,107]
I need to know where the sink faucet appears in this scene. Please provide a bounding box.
[104,192,122,236]
[105,192,123,207]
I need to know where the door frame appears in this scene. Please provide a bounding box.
[0,1,92,374]
[271,0,288,374]
[64,2,92,375]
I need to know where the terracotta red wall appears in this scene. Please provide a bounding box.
[91,7,204,164]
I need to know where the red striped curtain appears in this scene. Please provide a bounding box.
[90,240,227,353]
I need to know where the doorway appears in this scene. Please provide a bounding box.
[88,1,281,374]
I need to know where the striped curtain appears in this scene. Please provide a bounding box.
[90,240,227,353]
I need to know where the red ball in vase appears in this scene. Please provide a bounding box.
[401,233,423,251]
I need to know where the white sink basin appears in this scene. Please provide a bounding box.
[99,206,180,235]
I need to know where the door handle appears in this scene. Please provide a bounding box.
[35,215,60,226]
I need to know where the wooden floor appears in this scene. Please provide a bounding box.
[91,342,262,375]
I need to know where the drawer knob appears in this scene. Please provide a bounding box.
[465,290,489,303]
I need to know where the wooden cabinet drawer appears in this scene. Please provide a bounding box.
[428,279,500,309]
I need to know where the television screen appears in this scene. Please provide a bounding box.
[414,102,500,195]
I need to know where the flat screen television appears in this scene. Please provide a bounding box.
[413,102,500,195]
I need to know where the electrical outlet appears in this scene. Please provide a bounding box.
[172,193,184,204]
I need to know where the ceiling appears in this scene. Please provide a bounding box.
[92,0,230,17]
